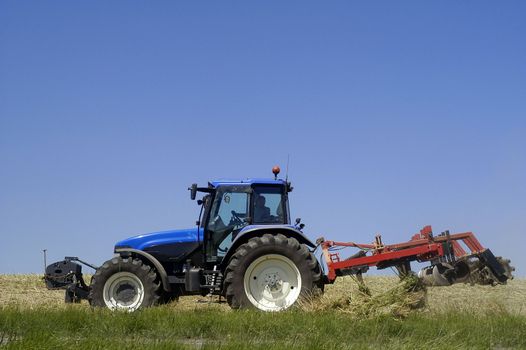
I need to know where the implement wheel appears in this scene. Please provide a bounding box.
[224,233,322,311]
[89,257,160,311]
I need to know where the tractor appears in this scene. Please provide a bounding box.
[44,166,514,312]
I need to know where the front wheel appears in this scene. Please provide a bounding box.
[89,257,160,311]
[224,233,322,311]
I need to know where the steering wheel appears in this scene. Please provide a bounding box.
[231,210,244,225]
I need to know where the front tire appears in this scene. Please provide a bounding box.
[89,257,160,311]
[224,233,322,311]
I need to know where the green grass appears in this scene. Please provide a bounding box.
[1,275,525,349]
[1,306,525,349]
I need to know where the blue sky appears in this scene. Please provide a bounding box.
[1,1,525,276]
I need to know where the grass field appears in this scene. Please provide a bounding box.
[1,274,525,349]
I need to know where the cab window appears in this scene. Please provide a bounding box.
[253,186,287,224]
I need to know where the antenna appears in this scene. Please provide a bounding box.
[285,154,290,182]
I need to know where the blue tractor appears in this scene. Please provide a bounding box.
[45,167,323,311]
[45,166,515,311]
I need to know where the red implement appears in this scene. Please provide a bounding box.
[320,225,513,286]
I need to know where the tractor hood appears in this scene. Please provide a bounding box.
[114,227,203,251]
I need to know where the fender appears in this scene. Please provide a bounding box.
[220,225,316,270]
[115,248,171,292]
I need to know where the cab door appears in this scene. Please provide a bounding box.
[204,186,251,263]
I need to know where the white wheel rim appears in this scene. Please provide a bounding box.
[244,254,302,311]
[103,272,144,311]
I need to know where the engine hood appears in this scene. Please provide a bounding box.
[114,227,203,251]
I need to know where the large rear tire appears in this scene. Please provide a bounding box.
[89,257,160,311]
[224,233,322,311]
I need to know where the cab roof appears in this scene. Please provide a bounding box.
[210,178,287,188]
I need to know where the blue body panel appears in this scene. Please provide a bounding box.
[238,224,296,234]
[236,224,315,247]
[115,228,203,251]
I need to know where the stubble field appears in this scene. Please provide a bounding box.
[0,274,525,349]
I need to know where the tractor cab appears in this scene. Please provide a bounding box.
[193,178,292,264]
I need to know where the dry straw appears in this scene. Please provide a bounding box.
[299,274,427,319]
[1,274,524,316]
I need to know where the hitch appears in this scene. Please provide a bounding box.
[44,257,97,303]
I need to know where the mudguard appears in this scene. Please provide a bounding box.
[114,248,172,292]
[220,225,316,269]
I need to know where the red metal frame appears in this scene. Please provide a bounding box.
[321,225,486,282]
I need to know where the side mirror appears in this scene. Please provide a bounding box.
[189,184,197,200]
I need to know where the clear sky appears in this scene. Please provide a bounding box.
[1,1,525,276]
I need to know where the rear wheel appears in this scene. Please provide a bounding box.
[224,233,322,311]
[89,257,160,311]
